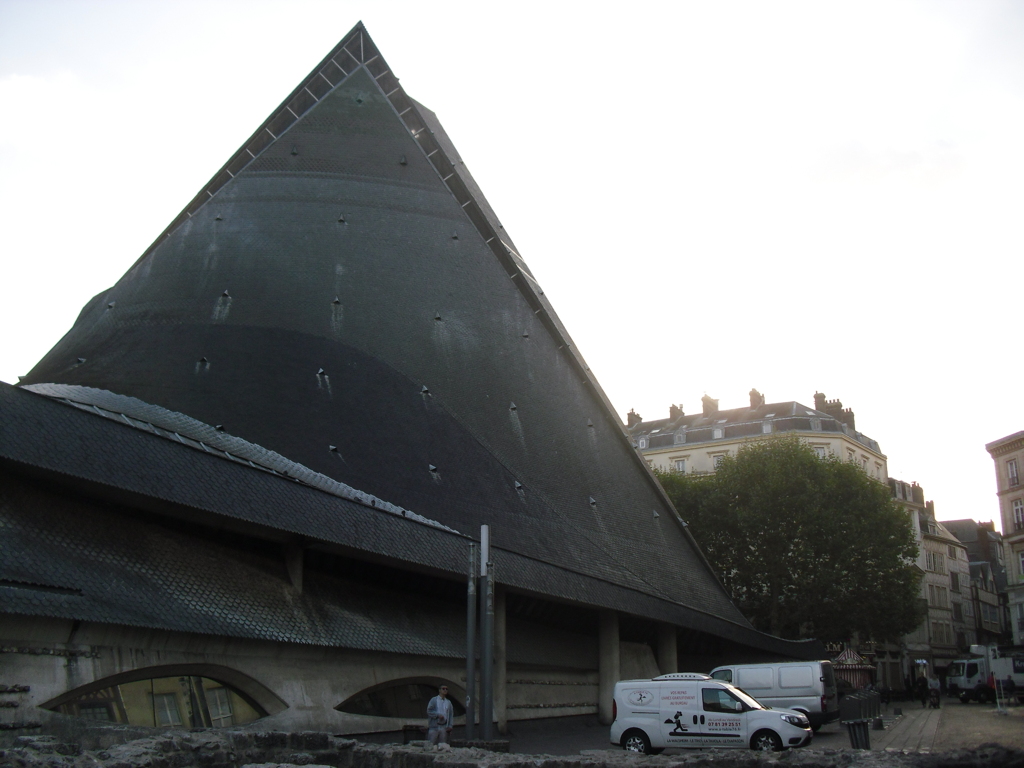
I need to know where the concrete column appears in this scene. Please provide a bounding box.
[494,586,507,734]
[656,625,678,675]
[598,610,620,725]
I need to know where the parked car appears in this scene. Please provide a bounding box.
[709,660,839,731]
[610,673,812,754]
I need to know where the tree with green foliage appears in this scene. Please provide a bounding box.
[656,435,923,643]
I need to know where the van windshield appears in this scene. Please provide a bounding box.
[948,663,965,678]
[724,684,765,710]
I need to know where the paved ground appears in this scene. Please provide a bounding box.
[502,697,1024,755]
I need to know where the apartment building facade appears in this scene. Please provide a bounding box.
[631,390,887,479]
[985,430,1024,645]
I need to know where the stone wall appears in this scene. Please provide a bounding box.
[2,730,1022,768]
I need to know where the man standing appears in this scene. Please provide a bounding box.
[426,684,454,746]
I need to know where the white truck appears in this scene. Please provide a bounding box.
[610,673,812,753]
[946,645,1024,704]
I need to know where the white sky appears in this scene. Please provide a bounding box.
[2,0,1022,529]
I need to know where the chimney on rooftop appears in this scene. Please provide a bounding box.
[627,409,642,428]
[701,394,719,417]
[749,388,765,408]
[669,403,684,420]
[814,391,856,431]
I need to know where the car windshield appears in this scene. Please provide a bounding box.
[723,684,765,710]
[948,663,965,677]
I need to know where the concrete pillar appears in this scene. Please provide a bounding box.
[495,587,507,734]
[598,610,620,725]
[656,625,678,675]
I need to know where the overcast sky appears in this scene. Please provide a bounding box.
[2,0,1022,529]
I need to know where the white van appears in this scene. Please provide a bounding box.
[610,673,812,754]
[709,661,839,730]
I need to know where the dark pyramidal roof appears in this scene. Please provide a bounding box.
[13,23,819,656]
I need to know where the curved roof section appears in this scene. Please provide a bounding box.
[20,23,803,646]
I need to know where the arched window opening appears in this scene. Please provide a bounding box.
[51,675,266,728]
[337,678,465,719]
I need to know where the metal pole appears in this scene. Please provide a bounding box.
[465,543,477,740]
[479,525,492,740]
[481,560,495,740]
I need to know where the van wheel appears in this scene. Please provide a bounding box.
[622,730,652,754]
[751,730,782,752]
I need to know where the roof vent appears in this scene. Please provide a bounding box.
[420,385,430,395]
[587,419,594,428]
[199,356,209,364]
[76,357,86,364]
[215,425,225,431]
[522,332,529,338]
[222,290,230,297]
[653,509,660,518]
[451,231,459,240]
[329,445,338,452]
[509,402,517,411]
[290,145,298,156]
[434,312,442,321]
[399,155,407,165]
[428,464,438,473]
[337,213,346,223]
[589,496,597,507]
[332,297,341,305]
[214,215,223,221]
[106,302,115,309]
[317,368,326,376]
[515,481,523,490]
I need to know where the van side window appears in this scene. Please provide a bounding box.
[779,666,813,688]
[711,670,732,683]
[702,688,744,713]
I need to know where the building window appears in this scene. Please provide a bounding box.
[1014,499,1024,531]
[713,428,724,439]
[1019,551,1024,580]
[928,584,948,608]
[1010,459,1020,488]
[638,438,647,449]
[206,687,234,727]
[674,432,685,444]
[964,601,974,618]
[950,572,960,592]
[762,422,772,434]
[926,551,946,573]
[947,545,957,560]
[813,446,826,459]
[847,450,855,462]
[154,693,183,727]
[952,602,963,622]
[674,459,686,473]
[713,454,726,469]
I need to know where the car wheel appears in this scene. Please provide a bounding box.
[751,730,783,752]
[622,730,652,754]
[959,692,970,704]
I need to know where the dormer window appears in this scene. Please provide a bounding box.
[638,438,648,449]
[713,428,723,439]
[674,431,686,444]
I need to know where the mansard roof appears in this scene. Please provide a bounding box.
[631,400,883,454]
[8,23,822,658]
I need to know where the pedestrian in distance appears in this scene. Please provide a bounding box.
[426,684,454,746]
[916,673,928,708]
[927,673,941,709]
